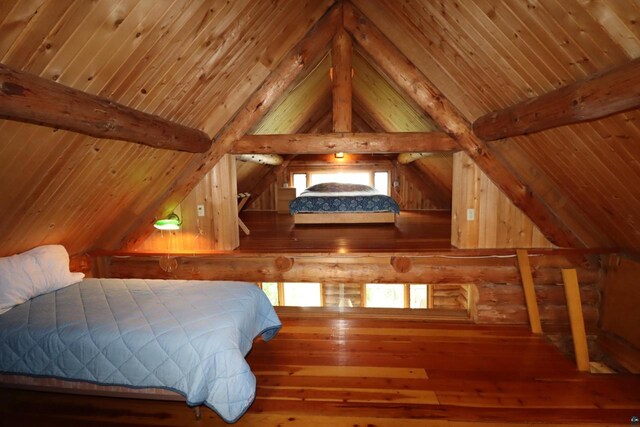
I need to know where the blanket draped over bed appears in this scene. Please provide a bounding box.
[289,182,400,214]
[0,278,281,423]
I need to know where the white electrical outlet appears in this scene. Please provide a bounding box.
[197,204,205,217]
[466,208,475,221]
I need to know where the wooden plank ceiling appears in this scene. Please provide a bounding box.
[0,0,639,255]
[353,0,640,251]
[0,0,333,256]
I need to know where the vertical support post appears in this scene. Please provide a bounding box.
[332,27,352,132]
[516,249,543,334]
[562,268,590,371]
[404,284,411,308]
[210,154,239,250]
[427,284,434,309]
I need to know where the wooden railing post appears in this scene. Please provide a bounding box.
[516,249,542,334]
[562,268,590,371]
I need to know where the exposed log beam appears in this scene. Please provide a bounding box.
[236,154,283,165]
[0,63,211,153]
[398,152,432,164]
[343,3,582,248]
[473,57,640,141]
[108,4,341,251]
[332,27,353,132]
[231,132,458,154]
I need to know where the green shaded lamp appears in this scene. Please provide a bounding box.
[154,213,182,230]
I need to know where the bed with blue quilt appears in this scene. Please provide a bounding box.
[289,182,400,224]
[0,277,281,423]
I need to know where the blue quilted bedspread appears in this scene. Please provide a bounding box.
[0,278,281,423]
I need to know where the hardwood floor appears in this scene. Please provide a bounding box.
[1,316,638,426]
[238,210,453,252]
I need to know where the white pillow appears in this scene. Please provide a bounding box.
[0,245,85,315]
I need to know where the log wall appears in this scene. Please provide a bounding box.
[94,251,601,330]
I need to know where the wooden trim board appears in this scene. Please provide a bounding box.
[293,212,396,224]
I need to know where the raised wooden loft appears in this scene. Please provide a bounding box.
[1,0,640,424]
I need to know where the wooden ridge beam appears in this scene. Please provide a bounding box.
[331,27,353,132]
[231,132,458,154]
[107,4,341,251]
[473,57,640,141]
[0,63,211,153]
[343,3,582,248]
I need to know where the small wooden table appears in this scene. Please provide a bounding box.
[277,187,296,214]
[237,192,251,235]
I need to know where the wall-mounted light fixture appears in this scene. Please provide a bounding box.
[334,152,344,159]
[154,213,182,230]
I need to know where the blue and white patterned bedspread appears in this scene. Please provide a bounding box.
[289,182,400,214]
[0,278,281,423]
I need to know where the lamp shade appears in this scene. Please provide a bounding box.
[154,213,181,230]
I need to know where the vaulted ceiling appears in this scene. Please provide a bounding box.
[0,0,639,256]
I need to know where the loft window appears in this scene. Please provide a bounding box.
[258,282,322,307]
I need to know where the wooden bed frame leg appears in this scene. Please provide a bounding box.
[193,405,201,420]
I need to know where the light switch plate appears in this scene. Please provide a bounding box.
[197,204,205,217]
[466,208,475,221]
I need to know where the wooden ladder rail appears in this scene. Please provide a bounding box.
[516,249,543,334]
[562,268,591,371]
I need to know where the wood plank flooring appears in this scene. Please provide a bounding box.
[1,316,638,426]
[238,210,453,252]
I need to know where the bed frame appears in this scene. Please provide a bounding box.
[293,211,396,224]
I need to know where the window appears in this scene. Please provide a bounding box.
[364,283,430,309]
[258,282,322,307]
[310,171,370,187]
[283,282,322,307]
[373,171,389,195]
[261,282,279,306]
[292,173,308,197]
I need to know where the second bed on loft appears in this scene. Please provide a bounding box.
[289,182,400,225]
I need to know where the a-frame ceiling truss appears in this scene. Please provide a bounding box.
[2,2,638,252]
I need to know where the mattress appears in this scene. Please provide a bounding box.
[289,182,400,214]
[0,278,281,423]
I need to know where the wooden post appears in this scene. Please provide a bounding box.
[427,284,434,309]
[516,249,542,334]
[332,28,352,132]
[0,64,211,153]
[562,268,590,371]
[210,155,239,250]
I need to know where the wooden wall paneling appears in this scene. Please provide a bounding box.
[250,48,331,135]
[140,154,239,251]
[109,4,341,251]
[351,51,437,133]
[493,134,614,248]
[451,152,554,249]
[394,161,449,210]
